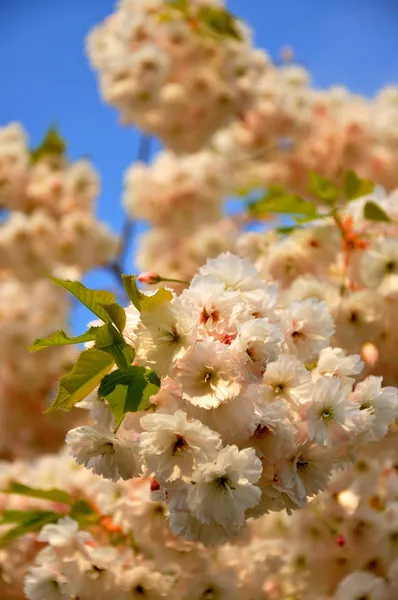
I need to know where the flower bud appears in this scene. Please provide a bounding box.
[137,271,162,284]
[335,535,346,547]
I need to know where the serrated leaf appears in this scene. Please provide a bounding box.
[47,348,115,412]
[100,342,133,370]
[30,126,66,164]
[363,201,391,222]
[1,482,72,505]
[92,323,117,348]
[344,170,375,200]
[122,275,172,313]
[248,186,317,219]
[197,6,241,40]
[100,303,126,333]
[0,510,60,546]
[49,277,116,324]
[69,499,100,527]
[29,328,98,352]
[98,366,160,426]
[307,172,339,204]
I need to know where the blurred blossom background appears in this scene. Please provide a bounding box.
[1,0,398,330]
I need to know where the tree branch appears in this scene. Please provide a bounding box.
[108,134,153,287]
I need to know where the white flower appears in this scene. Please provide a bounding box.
[335,571,388,600]
[251,404,296,461]
[305,377,362,446]
[188,445,262,528]
[273,443,332,506]
[135,302,196,376]
[178,275,246,334]
[119,565,166,600]
[351,376,398,440]
[197,252,260,292]
[123,302,141,345]
[197,252,271,303]
[175,339,241,409]
[282,298,335,362]
[66,426,140,482]
[232,317,284,377]
[261,354,313,407]
[169,511,233,546]
[24,566,65,600]
[139,410,221,482]
[38,517,92,551]
[190,383,259,445]
[361,238,398,289]
[313,347,364,382]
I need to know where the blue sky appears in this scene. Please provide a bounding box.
[1,0,398,331]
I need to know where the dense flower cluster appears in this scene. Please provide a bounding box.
[62,253,398,546]
[87,0,268,153]
[0,123,117,280]
[0,453,280,600]
[0,122,118,458]
[4,2,398,599]
[0,276,78,458]
[91,0,398,286]
[123,149,241,284]
[5,437,398,599]
[214,75,398,195]
[250,432,398,600]
[237,188,398,386]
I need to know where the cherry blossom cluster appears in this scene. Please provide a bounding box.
[0,277,78,459]
[62,253,398,546]
[214,73,398,195]
[0,122,118,458]
[0,123,118,280]
[251,431,398,600]
[123,149,241,284]
[90,0,398,287]
[0,453,122,599]
[86,0,268,153]
[237,187,398,386]
[0,453,286,600]
[120,87,398,284]
[136,217,240,287]
[9,427,398,599]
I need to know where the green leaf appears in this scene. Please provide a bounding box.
[307,172,340,204]
[0,510,60,546]
[92,323,117,348]
[122,275,172,313]
[100,303,126,333]
[197,6,242,40]
[344,170,375,200]
[49,277,116,324]
[91,322,134,371]
[1,482,72,505]
[248,186,318,219]
[276,226,298,235]
[363,201,391,222]
[69,499,100,527]
[29,328,98,352]
[98,366,160,426]
[99,342,133,370]
[167,0,189,12]
[47,348,115,412]
[30,126,66,164]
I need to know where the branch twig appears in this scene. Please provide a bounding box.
[108,134,153,287]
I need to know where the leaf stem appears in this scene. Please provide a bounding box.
[159,276,190,286]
